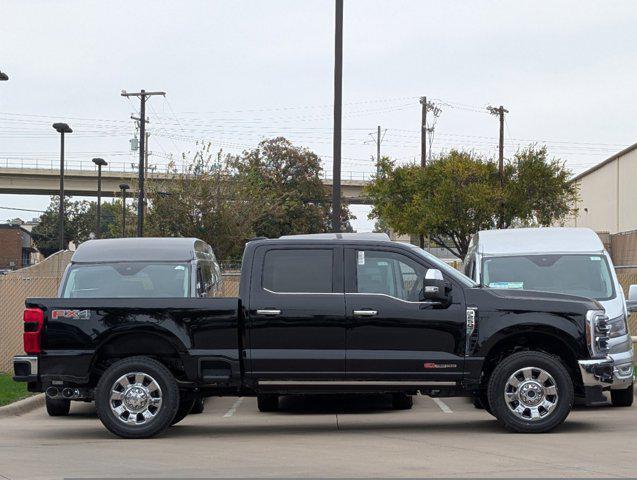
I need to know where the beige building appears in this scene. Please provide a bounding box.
[567,142,637,233]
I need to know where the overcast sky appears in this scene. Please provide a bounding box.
[2,0,636,231]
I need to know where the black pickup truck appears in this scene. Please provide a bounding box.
[13,233,618,438]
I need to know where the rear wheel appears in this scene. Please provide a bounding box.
[392,393,413,410]
[46,397,71,417]
[611,384,634,407]
[488,351,573,433]
[95,356,179,439]
[257,395,279,412]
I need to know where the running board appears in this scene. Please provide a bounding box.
[258,380,457,386]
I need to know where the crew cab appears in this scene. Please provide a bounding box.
[13,233,623,438]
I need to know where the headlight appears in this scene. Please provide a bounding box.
[607,314,628,338]
[586,310,610,357]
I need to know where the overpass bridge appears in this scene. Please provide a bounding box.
[0,159,372,204]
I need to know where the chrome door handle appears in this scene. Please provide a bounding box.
[353,310,378,317]
[256,309,281,316]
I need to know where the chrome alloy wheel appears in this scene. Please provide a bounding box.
[109,372,162,425]
[504,367,559,421]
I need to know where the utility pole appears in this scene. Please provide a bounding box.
[121,89,165,237]
[331,0,343,233]
[377,125,381,169]
[487,105,509,228]
[420,96,427,168]
[418,97,428,248]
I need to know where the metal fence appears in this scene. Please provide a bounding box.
[0,251,72,373]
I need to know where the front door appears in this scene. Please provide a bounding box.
[246,245,346,379]
[345,247,466,382]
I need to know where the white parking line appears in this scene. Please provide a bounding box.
[431,397,453,413]
[223,397,244,417]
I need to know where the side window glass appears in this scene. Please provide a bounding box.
[263,249,333,293]
[356,250,428,301]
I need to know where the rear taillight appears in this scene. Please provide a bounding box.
[23,308,44,354]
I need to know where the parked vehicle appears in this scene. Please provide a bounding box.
[14,233,624,438]
[44,237,220,417]
[463,227,634,407]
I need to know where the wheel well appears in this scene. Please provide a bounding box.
[91,332,185,382]
[480,332,580,392]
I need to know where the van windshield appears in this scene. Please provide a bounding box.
[481,254,614,300]
[61,263,190,298]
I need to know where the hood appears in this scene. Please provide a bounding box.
[464,287,601,317]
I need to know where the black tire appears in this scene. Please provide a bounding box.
[392,393,413,410]
[611,384,634,407]
[487,351,573,433]
[190,397,205,414]
[257,395,279,412]
[171,399,196,426]
[46,397,71,417]
[95,356,180,439]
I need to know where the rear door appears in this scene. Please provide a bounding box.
[344,246,466,382]
[246,245,346,379]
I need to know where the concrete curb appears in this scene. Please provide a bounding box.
[0,393,44,418]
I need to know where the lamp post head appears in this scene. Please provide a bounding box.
[0,71,8,81]
[92,157,107,167]
[52,123,73,134]
[119,183,130,191]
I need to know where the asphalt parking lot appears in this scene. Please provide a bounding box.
[0,393,635,479]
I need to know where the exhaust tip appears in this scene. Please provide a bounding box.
[46,386,59,398]
[61,387,75,398]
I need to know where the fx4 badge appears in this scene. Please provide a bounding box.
[424,362,457,369]
[51,309,90,320]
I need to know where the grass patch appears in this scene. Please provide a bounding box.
[0,374,31,407]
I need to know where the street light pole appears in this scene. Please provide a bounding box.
[92,158,107,238]
[52,123,73,251]
[331,0,343,233]
[119,184,130,238]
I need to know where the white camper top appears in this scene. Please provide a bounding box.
[474,227,605,256]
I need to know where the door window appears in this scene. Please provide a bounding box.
[356,250,427,301]
[262,249,333,293]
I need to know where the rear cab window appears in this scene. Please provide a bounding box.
[262,249,334,293]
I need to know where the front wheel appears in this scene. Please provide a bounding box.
[611,384,634,407]
[95,356,180,439]
[488,351,573,433]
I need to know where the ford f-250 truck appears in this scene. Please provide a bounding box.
[13,233,626,438]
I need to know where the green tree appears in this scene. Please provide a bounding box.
[230,137,353,238]
[366,147,578,260]
[146,142,255,261]
[31,196,125,256]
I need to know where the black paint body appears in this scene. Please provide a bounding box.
[23,238,600,396]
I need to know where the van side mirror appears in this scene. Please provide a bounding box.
[627,285,637,313]
[420,269,450,304]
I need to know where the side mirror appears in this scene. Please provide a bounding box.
[420,269,450,304]
[627,285,637,313]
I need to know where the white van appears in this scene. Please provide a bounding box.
[463,227,634,406]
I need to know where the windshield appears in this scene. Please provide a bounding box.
[408,245,477,288]
[61,262,190,298]
[482,254,615,300]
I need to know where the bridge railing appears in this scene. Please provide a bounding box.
[0,157,375,181]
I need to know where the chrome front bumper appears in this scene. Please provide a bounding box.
[578,357,615,387]
[608,335,634,390]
